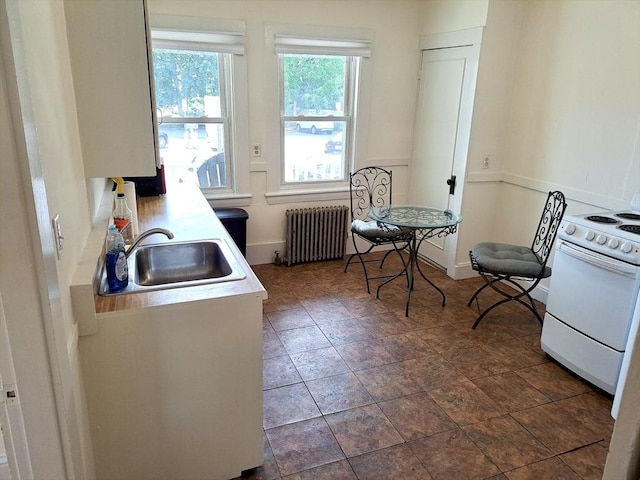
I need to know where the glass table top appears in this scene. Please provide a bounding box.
[369,205,462,229]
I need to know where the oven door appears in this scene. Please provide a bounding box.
[545,239,640,351]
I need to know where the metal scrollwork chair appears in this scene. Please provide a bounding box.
[344,167,411,293]
[467,190,567,329]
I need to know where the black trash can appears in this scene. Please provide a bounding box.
[215,208,248,257]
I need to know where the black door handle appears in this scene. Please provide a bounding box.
[446,175,456,195]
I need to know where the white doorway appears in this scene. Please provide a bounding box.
[409,29,481,273]
[0,292,30,480]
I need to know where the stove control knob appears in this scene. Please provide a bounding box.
[565,223,576,235]
[608,238,620,249]
[596,234,607,245]
[585,231,595,241]
[621,242,633,254]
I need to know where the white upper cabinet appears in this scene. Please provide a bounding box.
[65,0,158,178]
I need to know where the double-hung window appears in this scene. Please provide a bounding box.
[276,36,369,186]
[150,28,243,193]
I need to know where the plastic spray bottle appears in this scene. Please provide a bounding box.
[112,177,133,245]
[105,225,128,292]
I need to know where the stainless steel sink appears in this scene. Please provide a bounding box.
[98,239,246,295]
[135,240,234,286]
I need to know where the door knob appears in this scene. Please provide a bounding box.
[446,175,456,195]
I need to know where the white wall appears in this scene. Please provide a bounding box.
[449,0,525,270]
[500,0,637,222]
[419,0,488,34]
[502,0,639,208]
[147,0,640,271]
[149,0,425,264]
[447,0,640,274]
[16,0,92,341]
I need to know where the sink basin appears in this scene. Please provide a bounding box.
[136,241,233,286]
[98,239,246,295]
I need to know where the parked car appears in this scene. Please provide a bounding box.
[157,123,208,148]
[295,120,334,134]
[324,131,343,153]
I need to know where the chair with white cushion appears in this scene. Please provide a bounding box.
[344,167,411,293]
[467,190,567,329]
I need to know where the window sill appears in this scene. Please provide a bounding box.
[265,187,350,205]
[202,192,252,208]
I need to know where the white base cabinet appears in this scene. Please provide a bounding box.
[79,293,263,480]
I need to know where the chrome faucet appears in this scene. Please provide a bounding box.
[126,228,174,258]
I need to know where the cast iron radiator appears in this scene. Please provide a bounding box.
[285,206,350,266]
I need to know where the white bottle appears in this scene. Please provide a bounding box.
[113,193,133,245]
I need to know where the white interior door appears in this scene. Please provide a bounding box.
[409,42,479,272]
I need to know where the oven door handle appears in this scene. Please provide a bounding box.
[558,240,639,276]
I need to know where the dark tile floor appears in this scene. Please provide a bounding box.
[241,253,614,480]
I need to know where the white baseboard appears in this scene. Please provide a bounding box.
[246,242,286,266]
[452,261,476,280]
[531,283,549,304]
[501,278,549,305]
[0,460,9,480]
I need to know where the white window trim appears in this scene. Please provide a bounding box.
[150,15,251,204]
[279,54,358,186]
[152,29,245,55]
[264,187,351,205]
[153,50,234,195]
[264,23,374,205]
[274,35,370,57]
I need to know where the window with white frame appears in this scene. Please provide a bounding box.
[151,29,243,192]
[276,36,369,185]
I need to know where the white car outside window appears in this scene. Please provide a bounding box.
[294,120,335,134]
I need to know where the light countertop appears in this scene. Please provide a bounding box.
[72,181,266,333]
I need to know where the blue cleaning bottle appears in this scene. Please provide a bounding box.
[105,225,129,292]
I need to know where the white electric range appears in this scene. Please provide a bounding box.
[541,194,640,395]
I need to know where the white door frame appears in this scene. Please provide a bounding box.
[413,27,482,279]
[0,1,77,478]
[0,293,32,480]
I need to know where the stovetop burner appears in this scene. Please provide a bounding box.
[619,225,640,236]
[560,209,640,265]
[616,212,640,222]
[585,215,621,224]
